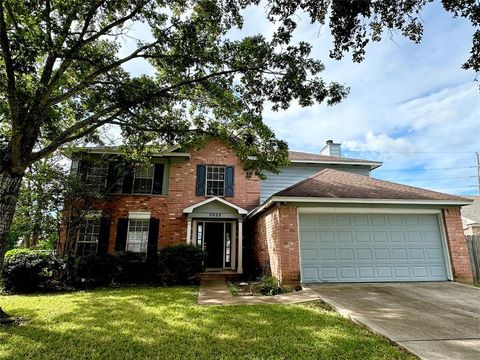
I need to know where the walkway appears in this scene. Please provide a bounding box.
[197,277,320,305]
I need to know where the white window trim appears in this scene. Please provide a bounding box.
[86,163,108,191]
[126,219,150,254]
[205,165,226,197]
[133,164,154,194]
[128,211,151,220]
[75,218,100,256]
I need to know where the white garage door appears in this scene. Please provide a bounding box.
[299,213,449,282]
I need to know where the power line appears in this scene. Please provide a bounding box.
[376,166,477,172]
[386,175,477,182]
[345,150,476,154]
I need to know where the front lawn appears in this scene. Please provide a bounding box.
[0,286,414,359]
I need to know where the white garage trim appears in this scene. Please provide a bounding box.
[298,207,442,215]
[437,213,453,281]
[297,211,452,283]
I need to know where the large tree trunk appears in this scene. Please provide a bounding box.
[0,171,23,271]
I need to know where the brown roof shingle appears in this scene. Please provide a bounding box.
[274,168,471,202]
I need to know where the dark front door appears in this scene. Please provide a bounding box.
[204,222,224,268]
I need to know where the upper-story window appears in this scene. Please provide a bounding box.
[206,165,225,196]
[133,165,155,194]
[196,165,234,197]
[86,163,108,192]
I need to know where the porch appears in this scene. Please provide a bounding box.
[183,197,248,274]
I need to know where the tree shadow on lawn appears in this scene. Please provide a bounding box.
[0,286,414,360]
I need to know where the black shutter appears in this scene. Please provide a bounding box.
[78,160,90,181]
[147,218,159,261]
[122,165,134,194]
[97,217,111,255]
[115,218,129,252]
[196,165,206,196]
[152,164,164,195]
[106,161,118,193]
[225,166,234,197]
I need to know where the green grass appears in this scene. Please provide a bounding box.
[0,286,415,360]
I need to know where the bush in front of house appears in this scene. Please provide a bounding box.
[2,251,64,293]
[158,244,204,285]
[114,252,157,284]
[253,276,283,296]
[65,254,117,288]
[2,244,205,293]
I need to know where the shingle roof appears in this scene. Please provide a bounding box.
[461,196,480,224]
[274,168,471,202]
[288,151,382,168]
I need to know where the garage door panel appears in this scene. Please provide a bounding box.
[356,232,371,242]
[300,213,448,283]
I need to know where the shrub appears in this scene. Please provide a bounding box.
[4,248,35,263]
[114,252,155,284]
[66,254,117,288]
[2,252,64,293]
[158,244,204,285]
[253,276,282,296]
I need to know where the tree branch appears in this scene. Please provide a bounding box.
[28,109,125,165]
[39,2,146,108]
[48,40,161,106]
[0,0,18,121]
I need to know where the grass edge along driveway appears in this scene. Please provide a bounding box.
[0,286,415,359]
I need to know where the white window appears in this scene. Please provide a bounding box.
[206,166,225,196]
[86,163,108,192]
[126,219,149,253]
[133,165,154,194]
[76,219,100,256]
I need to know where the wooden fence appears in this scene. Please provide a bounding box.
[466,235,480,285]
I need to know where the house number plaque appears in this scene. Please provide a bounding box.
[209,212,222,218]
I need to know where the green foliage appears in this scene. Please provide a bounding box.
[3,248,34,263]
[0,287,415,359]
[65,254,117,289]
[8,154,65,250]
[2,252,63,294]
[2,244,204,293]
[158,244,204,284]
[253,276,281,295]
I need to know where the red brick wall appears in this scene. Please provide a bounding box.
[252,205,300,286]
[442,207,474,284]
[61,139,260,253]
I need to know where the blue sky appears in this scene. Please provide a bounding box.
[120,2,479,195]
[247,2,479,195]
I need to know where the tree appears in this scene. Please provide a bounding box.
[8,154,65,250]
[0,0,478,274]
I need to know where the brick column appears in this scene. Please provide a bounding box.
[442,208,473,284]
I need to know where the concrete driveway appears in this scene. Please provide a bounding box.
[308,282,480,360]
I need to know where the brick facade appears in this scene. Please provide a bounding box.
[252,205,300,286]
[442,207,474,283]
[61,140,260,254]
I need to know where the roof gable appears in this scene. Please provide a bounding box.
[183,196,248,215]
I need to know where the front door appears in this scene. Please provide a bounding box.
[204,222,225,268]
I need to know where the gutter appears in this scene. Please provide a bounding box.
[248,196,473,218]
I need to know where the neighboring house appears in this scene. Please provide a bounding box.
[461,196,480,235]
[59,139,474,286]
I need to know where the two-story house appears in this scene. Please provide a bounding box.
[60,139,474,286]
